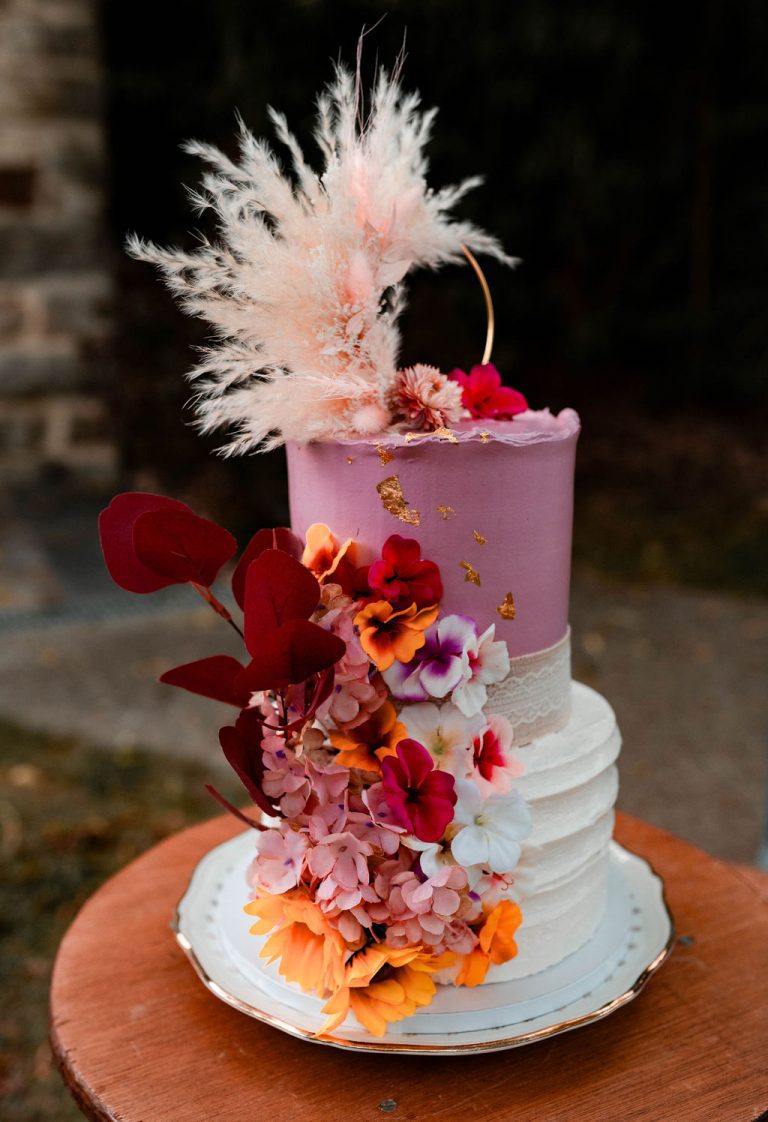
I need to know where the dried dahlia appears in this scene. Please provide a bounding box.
[392,364,464,431]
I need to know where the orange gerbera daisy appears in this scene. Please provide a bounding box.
[354,600,438,671]
[455,899,523,987]
[329,699,406,773]
[244,888,347,996]
[319,944,454,1038]
[302,523,357,584]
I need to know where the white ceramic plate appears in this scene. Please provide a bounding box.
[173,832,674,1055]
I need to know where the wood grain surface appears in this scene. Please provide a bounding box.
[50,813,768,1122]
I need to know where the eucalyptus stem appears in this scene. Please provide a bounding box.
[190,581,245,641]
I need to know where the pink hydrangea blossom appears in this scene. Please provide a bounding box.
[303,758,350,808]
[247,825,308,895]
[316,595,387,729]
[261,733,311,817]
[345,803,402,856]
[382,866,467,947]
[308,830,374,906]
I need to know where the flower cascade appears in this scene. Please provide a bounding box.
[98,495,532,1037]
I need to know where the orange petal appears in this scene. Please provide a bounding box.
[455,948,490,987]
[408,603,439,630]
[389,625,429,665]
[318,988,351,1037]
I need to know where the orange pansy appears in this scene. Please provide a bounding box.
[329,699,406,773]
[319,944,453,1038]
[455,899,523,987]
[302,523,357,583]
[244,887,347,996]
[354,600,438,671]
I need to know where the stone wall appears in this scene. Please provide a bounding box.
[0,0,115,479]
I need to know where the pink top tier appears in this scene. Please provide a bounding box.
[286,409,580,659]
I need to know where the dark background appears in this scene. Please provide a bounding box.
[101,0,768,590]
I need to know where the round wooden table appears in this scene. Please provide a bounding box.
[50,813,768,1122]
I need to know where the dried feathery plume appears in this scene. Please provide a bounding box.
[128,65,517,454]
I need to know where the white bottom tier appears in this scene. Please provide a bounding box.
[482,681,621,982]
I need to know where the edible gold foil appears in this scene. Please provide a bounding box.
[346,456,354,464]
[497,592,516,620]
[480,431,491,444]
[376,444,394,466]
[377,475,420,526]
[403,428,458,444]
[436,505,456,521]
[460,561,481,586]
[473,530,487,545]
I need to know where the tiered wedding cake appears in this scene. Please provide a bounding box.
[103,62,623,1038]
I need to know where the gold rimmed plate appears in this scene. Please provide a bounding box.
[172,834,674,1055]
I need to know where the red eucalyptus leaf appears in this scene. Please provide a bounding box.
[219,709,279,818]
[237,618,346,691]
[98,492,190,593]
[133,508,237,588]
[159,656,250,707]
[231,527,303,610]
[243,549,321,651]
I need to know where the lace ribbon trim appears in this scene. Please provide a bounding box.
[486,628,572,746]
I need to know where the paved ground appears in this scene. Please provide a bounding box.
[1,567,765,865]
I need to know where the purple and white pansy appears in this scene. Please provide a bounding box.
[383,614,508,717]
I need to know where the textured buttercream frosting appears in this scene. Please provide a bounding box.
[482,682,621,982]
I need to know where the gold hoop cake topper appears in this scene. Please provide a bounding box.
[461,244,495,365]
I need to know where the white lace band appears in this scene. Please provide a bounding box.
[485,628,572,745]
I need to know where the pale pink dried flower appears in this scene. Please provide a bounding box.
[393,364,464,431]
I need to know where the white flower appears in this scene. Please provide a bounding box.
[450,779,532,874]
[452,624,511,717]
[400,701,485,774]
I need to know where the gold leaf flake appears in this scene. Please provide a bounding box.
[473,530,487,545]
[497,592,516,620]
[346,456,354,464]
[436,504,456,521]
[376,444,394,466]
[376,475,420,526]
[404,428,458,444]
[460,560,481,586]
[480,431,491,444]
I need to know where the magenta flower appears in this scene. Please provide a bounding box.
[450,364,528,420]
[380,739,457,843]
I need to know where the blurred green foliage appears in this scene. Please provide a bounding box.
[0,722,239,1122]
